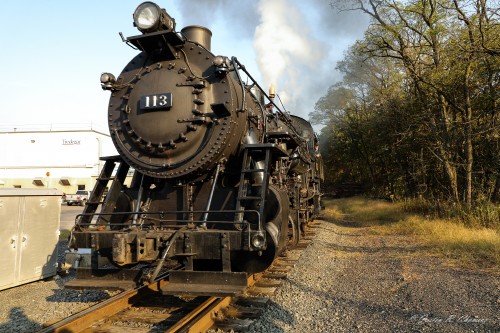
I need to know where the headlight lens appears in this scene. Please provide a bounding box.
[133,2,161,32]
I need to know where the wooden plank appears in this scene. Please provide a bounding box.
[216,318,254,331]
[254,279,282,287]
[86,326,150,333]
[262,272,287,279]
[107,310,177,324]
[231,305,263,319]
[235,297,270,308]
[247,286,276,296]
[272,262,296,269]
[267,268,290,273]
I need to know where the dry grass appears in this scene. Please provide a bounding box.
[322,197,407,226]
[322,197,500,271]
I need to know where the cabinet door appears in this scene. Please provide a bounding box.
[0,197,22,290]
[18,197,60,283]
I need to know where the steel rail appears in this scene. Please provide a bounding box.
[166,274,259,333]
[166,296,232,333]
[37,271,174,333]
[38,270,259,333]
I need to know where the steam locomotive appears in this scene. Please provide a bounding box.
[66,1,323,295]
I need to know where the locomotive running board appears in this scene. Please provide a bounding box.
[162,271,248,296]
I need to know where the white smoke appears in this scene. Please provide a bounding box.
[173,0,369,120]
[253,0,325,110]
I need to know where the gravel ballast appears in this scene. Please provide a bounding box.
[0,220,498,332]
[0,241,116,333]
[247,220,499,332]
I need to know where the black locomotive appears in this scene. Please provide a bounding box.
[66,1,323,295]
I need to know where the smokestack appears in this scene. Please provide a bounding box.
[181,25,212,51]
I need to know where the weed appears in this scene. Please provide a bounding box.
[59,229,71,241]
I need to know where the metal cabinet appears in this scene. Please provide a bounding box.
[0,189,62,291]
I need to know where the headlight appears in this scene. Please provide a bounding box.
[133,2,161,32]
[132,1,175,34]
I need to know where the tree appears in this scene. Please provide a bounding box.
[318,0,499,204]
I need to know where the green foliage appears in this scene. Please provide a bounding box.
[314,0,500,204]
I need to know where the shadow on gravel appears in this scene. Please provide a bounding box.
[0,307,40,333]
[46,288,113,303]
[317,240,431,254]
[285,279,499,332]
[248,300,293,332]
[318,217,401,228]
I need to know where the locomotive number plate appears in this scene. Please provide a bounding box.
[140,93,173,110]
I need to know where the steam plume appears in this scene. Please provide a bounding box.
[254,0,325,110]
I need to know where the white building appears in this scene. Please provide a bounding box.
[0,124,119,193]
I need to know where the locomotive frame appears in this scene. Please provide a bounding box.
[65,1,323,296]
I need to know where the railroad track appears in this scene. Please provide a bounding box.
[38,223,319,333]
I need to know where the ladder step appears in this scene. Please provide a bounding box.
[239,196,263,201]
[242,169,265,173]
[97,177,115,181]
[86,201,103,205]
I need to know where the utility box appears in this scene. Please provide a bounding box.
[0,189,62,291]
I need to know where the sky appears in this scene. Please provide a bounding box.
[0,1,369,132]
